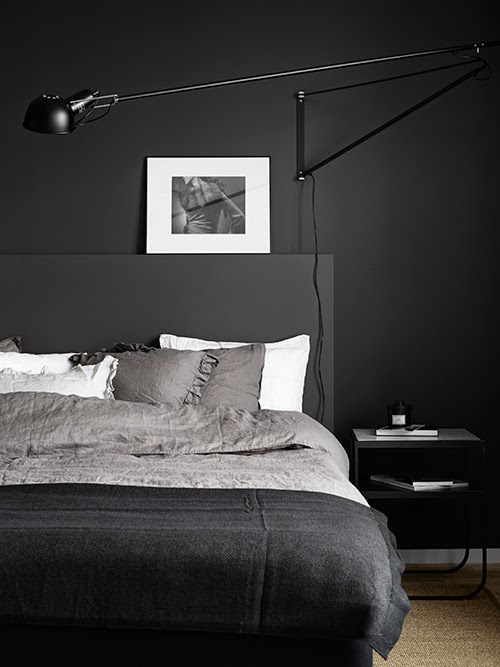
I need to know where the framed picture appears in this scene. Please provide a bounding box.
[147,157,270,253]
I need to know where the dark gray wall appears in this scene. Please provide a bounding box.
[1,1,499,546]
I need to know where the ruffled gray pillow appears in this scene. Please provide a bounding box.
[72,347,217,407]
[199,344,265,411]
[0,337,22,353]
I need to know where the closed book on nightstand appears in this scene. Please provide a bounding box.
[375,425,439,437]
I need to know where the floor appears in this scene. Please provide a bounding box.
[403,563,500,603]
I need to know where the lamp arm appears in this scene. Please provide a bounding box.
[22,39,500,134]
[299,59,488,178]
[83,40,500,107]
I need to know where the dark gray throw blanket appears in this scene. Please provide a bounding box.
[0,484,409,658]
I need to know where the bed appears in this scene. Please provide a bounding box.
[0,254,409,666]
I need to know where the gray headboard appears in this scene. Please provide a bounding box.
[1,254,333,429]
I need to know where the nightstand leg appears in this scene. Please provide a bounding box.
[408,497,488,600]
[406,499,470,575]
[405,548,470,576]
[408,547,488,600]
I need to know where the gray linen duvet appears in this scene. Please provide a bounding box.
[0,392,409,657]
[0,392,367,505]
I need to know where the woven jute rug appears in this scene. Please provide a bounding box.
[374,585,500,667]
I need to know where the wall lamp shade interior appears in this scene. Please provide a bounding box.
[23,89,98,134]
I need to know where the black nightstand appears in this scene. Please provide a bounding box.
[349,428,487,600]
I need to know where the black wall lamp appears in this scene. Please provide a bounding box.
[23,40,499,176]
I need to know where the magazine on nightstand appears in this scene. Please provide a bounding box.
[370,474,469,491]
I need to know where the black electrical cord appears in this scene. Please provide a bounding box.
[307,173,325,423]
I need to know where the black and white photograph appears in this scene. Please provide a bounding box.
[147,157,269,253]
[2,2,500,666]
[171,176,246,234]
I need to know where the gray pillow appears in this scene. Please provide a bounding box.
[199,344,265,411]
[0,337,22,353]
[73,347,217,407]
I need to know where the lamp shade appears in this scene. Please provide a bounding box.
[22,90,97,135]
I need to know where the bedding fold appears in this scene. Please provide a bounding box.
[0,392,365,503]
[0,391,337,457]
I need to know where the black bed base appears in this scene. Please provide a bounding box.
[1,626,373,667]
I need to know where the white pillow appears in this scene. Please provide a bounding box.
[159,333,310,412]
[0,356,118,399]
[0,351,75,374]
